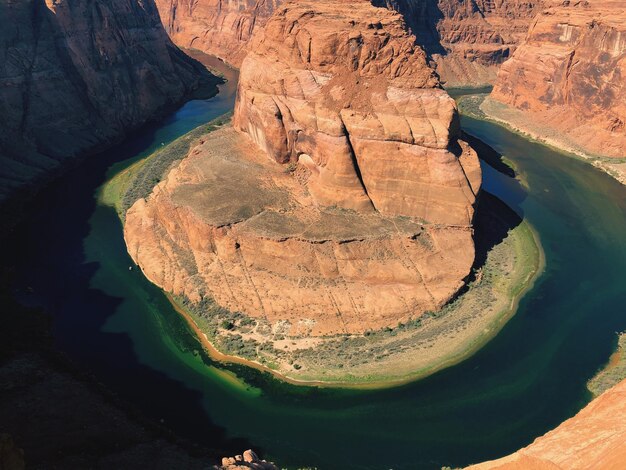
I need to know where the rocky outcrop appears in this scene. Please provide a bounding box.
[215,450,277,470]
[153,0,541,86]
[466,378,626,469]
[489,0,626,159]
[125,0,481,337]
[0,0,217,203]
[154,0,282,67]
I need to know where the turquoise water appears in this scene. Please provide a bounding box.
[6,65,626,469]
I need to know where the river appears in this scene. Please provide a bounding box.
[4,59,626,470]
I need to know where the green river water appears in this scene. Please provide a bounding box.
[6,61,626,469]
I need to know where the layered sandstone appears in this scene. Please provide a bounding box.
[233,0,481,223]
[377,0,544,86]
[153,0,541,86]
[125,0,481,337]
[466,378,626,469]
[155,0,282,67]
[0,0,216,203]
[489,0,626,159]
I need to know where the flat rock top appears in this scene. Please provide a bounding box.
[169,126,425,242]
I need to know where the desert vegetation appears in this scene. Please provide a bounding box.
[588,332,626,397]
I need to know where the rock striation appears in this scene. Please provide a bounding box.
[153,0,542,86]
[376,0,544,87]
[154,0,282,67]
[0,0,217,204]
[233,0,480,224]
[125,0,481,337]
[489,0,626,159]
[215,449,277,470]
[466,378,626,469]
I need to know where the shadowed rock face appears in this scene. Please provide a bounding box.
[376,0,544,86]
[125,0,482,337]
[154,0,282,67]
[153,0,542,86]
[491,0,626,158]
[466,378,626,469]
[0,0,215,203]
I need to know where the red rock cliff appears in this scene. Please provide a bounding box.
[233,0,480,224]
[153,0,542,86]
[0,0,216,203]
[490,0,626,159]
[376,0,544,86]
[154,0,282,67]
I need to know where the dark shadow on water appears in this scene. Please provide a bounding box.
[463,131,516,178]
[0,88,250,464]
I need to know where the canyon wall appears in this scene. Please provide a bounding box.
[489,0,626,159]
[466,378,626,469]
[153,0,542,86]
[125,0,481,337]
[376,0,543,86]
[154,0,282,67]
[0,0,217,203]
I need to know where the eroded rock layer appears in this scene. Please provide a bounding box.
[125,0,481,337]
[0,0,215,203]
[233,0,481,225]
[491,0,626,158]
[377,0,544,86]
[153,0,541,86]
[466,378,626,470]
[155,0,282,67]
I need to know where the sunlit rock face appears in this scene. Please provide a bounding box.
[0,0,214,203]
[466,378,626,470]
[125,0,482,337]
[154,0,283,67]
[491,0,626,158]
[234,0,481,225]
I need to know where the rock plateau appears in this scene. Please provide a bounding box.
[125,0,482,337]
[489,0,626,160]
[0,0,217,203]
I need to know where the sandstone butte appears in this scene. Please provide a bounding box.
[0,0,215,204]
[490,0,626,160]
[466,377,626,470]
[154,0,542,86]
[125,0,482,337]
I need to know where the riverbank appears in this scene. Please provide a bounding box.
[588,332,626,397]
[104,119,544,387]
[463,95,626,186]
